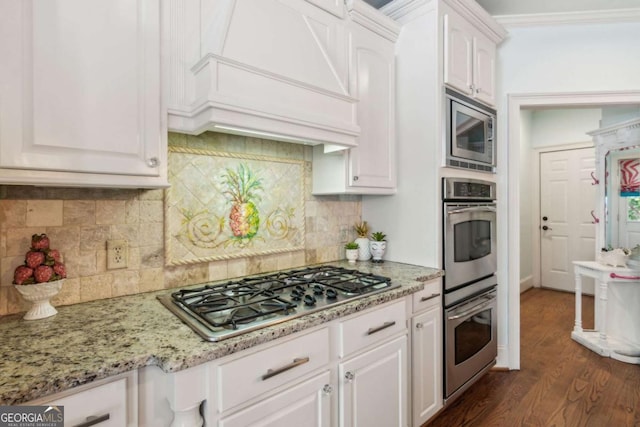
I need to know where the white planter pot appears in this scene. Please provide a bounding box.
[369,241,386,263]
[346,249,359,264]
[355,237,371,261]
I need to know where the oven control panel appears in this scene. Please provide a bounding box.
[443,177,495,201]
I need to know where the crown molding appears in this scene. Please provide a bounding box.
[347,0,401,41]
[494,8,640,28]
[379,0,431,23]
[442,0,507,43]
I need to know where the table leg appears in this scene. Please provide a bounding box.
[598,279,608,345]
[574,271,583,333]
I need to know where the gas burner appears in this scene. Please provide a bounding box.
[158,265,397,341]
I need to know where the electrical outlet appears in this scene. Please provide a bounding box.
[107,239,128,270]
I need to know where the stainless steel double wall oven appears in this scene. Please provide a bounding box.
[442,177,498,404]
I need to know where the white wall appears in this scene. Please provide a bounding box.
[496,20,640,369]
[519,110,533,290]
[362,5,441,268]
[530,108,602,148]
[601,105,640,127]
[498,23,640,95]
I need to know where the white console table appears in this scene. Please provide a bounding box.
[572,261,640,364]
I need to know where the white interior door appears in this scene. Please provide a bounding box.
[540,148,596,293]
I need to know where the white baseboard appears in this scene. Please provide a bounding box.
[520,275,534,293]
[495,344,511,369]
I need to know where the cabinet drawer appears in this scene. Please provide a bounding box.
[38,377,128,427]
[338,300,407,357]
[217,327,330,412]
[412,279,442,314]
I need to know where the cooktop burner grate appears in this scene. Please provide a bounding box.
[158,265,396,341]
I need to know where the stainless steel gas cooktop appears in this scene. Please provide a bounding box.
[158,265,397,341]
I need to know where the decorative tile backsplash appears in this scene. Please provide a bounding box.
[165,146,306,265]
[0,132,362,316]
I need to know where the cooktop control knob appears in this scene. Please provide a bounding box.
[304,294,316,306]
[326,289,337,300]
[291,289,303,301]
[312,285,324,295]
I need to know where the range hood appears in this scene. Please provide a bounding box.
[167,0,360,150]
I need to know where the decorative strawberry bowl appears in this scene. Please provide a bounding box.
[14,280,63,320]
[13,234,67,320]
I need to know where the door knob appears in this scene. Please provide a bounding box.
[542,225,552,231]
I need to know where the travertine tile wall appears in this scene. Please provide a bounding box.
[0,132,362,316]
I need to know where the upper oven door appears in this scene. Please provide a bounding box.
[449,100,494,166]
[444,203,497,291]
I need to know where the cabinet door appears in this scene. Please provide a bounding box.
[348,24,396,190]
[219,371,332,427]
[339,336,407,427]
[443,13,473,97]
[0,0,165,184]
[412,305,443,426]
[473,34,496,107]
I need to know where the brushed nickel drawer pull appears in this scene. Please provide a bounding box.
[262,357,310,381]
[367,321,396,335]
[420,293,440,302]
[73,413,110,427]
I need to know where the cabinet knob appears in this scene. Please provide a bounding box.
[475,87,481,94]
[353,176,359,182]
[416,322,424,329]
[147,157,160,168]
[345,371,355,382]
[322,384,333,395]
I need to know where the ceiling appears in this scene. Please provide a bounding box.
[363,0,640,15]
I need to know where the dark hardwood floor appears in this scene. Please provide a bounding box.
[425,288,640,427]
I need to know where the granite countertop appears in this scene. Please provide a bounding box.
[0,261,442,405]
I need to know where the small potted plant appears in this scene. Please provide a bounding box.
[345,241,360,264]
[354,221,371,261]
[369,231,387,263]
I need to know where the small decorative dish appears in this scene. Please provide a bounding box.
[14,280,63,320]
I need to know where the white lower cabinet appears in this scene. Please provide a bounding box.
[27,372,137,427]
[337,299,408,427]
[411,279,443,426]
[219,371,332,427]
[139,299,414,427]
[339,336,407,427]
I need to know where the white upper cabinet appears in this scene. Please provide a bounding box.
[168,0,359,148]
[473,33,497,106]
[0,0,168,188]
[312,0,399,195]
[444,8,497,107]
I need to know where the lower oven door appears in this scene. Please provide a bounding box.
[445,288,497,400]
[443,203,497,291]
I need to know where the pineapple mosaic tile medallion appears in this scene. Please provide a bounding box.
[165,147,305,266]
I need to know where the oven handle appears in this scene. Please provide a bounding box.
[447,206,496,215]
[447,297,495,321]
